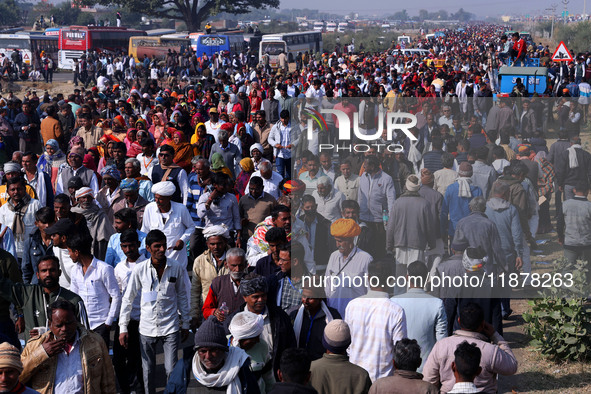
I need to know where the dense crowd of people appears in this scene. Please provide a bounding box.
[0,23,590,394]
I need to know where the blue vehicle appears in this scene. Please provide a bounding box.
[191,34,245,57]
[499,65,548,96]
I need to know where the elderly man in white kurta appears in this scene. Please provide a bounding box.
[324,218,373,317]
[312,176,345,223]
[140,181,194,267]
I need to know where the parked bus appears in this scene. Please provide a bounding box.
[129,36,190,63]
[58,26,146,69]
[259,31,322,66]
[190,33,245,57]
[0,33,58,66]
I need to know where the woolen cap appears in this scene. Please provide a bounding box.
[194,316,229,350]
[0,342,22,372]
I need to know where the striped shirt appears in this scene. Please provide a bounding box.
[186,172,207,227]
[345,290,407,382]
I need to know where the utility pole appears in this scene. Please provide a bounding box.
[562,0,569,23]
[546,4,557,39]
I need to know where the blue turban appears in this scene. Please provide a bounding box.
[119,178,139,192]
[100,165,121,182]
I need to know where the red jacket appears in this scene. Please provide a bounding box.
[513,38,526,59]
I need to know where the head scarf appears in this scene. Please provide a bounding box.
[113,115,126,129]
[100,165,121,182]
[120,178,139,192]
[210,152,228,171]
[192,122,207,144]
[330,219,361,238]
[239,158,254,173]
[69,135,84,149]
[135,118,147,130]
[170,110,182,123]
[152,181,176,196]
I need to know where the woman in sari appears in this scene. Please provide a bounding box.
[230,122,254,157]
[37,139,67,190]
[163,130,194,173]
[191,122,216,159]
[149,112,168,146]
[210,152,234,180]
[248,88,262,121]
[135,118,148,132]
[125,128,143,157]
[97,138,119,173]
[235,157,254,196]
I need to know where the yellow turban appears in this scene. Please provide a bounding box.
[330,219,361,238]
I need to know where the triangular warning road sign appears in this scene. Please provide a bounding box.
[552,41,573,62]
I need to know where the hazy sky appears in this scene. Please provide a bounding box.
[279,0,588,18]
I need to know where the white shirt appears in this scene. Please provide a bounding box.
[70,257,121,329]
[325,247,373,317]
[53,246,76,290]
[137,153,159,178]
[114,253,147,322]
[140,201,194,267]
[245,170,283,199]
[205,119,226,143]
[54,332,83,394]
[312,188,345,223]
[0,198,41,258]
[97,75,109,91]
[119,257,190,337]
[345,290,407,382]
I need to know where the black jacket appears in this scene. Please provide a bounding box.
[22,229,54,284]
[555,147,591,187]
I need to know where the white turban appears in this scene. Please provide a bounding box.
[202,224,230,239]
[75,187,93,199]
[229,311,264,342]
[250,143,264,154]
[151,181,176,197]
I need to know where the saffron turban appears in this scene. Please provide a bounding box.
[330,218,361,238]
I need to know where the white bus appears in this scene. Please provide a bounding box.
[0,33,58,66]
[313,21,324,32]
[326,22,337,32]
[259,31,323,66]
